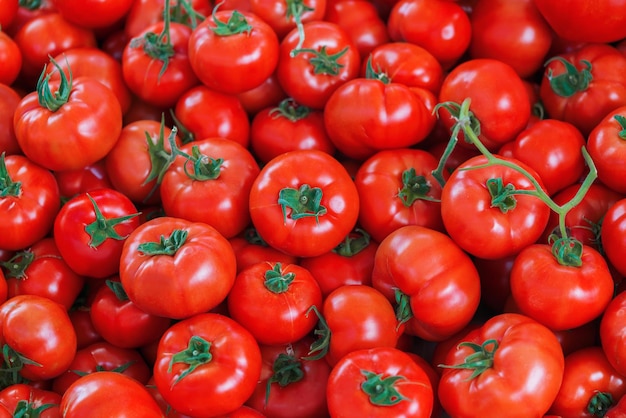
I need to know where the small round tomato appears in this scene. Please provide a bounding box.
[587,105,626,195]
[0,31,21,86]
[602,198,626,278]
[52,0,133,29]
[0,84,21,156]
[601,290,626,377]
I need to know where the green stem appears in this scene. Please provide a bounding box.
[264,263,295,294]
[278,184,327,223]
[84,195,140,248]
[287,0,314,57]
[588,391,613,417]
[167,336,213,384]
[269,98,310,122]
[303,305,330,361]
[105,280,130,302]
[12,400,55,418]
[0,250,35,280]
[545,57,592,97]
[332,229,370,257]
[265,351,304,406]
[210,4,252,36]
[361,370,408,406]
[291,46,348,76]
[37,57,72,112]
[397,168,439,206]
[438,339,499,380]
[0,153,21,198]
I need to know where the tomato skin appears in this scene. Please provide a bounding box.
[52,0,133,29]
[124,0,213,39]
[540,43,626,137]
[607,395,626,418]
[53,160,113,201]
[0,84,21,156]
[372,225,481,341]
[188,9,279,95]
[276,21,361,110]
[0,154,60,251]
[601,199,626,278]
[236,72,287,117]
[0,31,22,86]
[0,384,61,418]
[14,76,123,172]
[601,291,626,378]
[0,0,18,29]
[153,313,262,417]
[53,188,141,279]
[248,150,360,258]
[510,243,614,331]
[4,0,56,38]
[354,148,446,243]
[438,313,565,418]
[441,155,550,259]
[0,294,77,381]
[119,216,237,319]
[229,228,300,275]
[249,0,326,40]
[548,346,626,418]
[60,371,164,417]
[588,106,626,195]
[327,346,433,418]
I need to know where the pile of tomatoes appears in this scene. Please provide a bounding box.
[3,0,626,416]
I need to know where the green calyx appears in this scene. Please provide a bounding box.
[265,351,304,406]
[614,114,626,140]
[588,391,613,417]
[210,4,252,36]
[264,263,296,294]
[84,194,140,248]
[168,335,213,384]
[550,235,583,268]
[169,0,205,29]
[291,46,349,76]
[361,370,408,406]
[545,57,592,97]
[332,229,370,257]
[0,344,42,388]
[19,0,42,10]
[0,250,35,279]
[486,178,517,213]
[269,98,311,122]
[303,305,330,361]
[394,288,413,331]
[137,229,188,256]
[183,145,223,181]
[142,117,179,203]
[105,279,130,302]
[0,153,21,198]
[12,400,55,418]
[278,184,327,223]
[439,339,498,380]
[397,168,438,207]
[364,55,391,84]
[37,57,72,112]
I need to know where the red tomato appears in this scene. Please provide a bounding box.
[438,313,565,417]
[52,0,133,29]
[600,290,626,377]
[14,60,123,172]
[1,237,84,310]
[602,198,626,279]
[0,31,22,86]
[4,0,56,38]
[60,371,164,417]
[0,294,77,381]
[249,0,326,40]
[0,84,21,156]
[371,225,481,341]
[354,148,446,243]
[188,8,279,94]
[387,0,472,70]
[248,149,360,258]
[53,188,141,279]
[588,106,626,195]
[124,0,213,39]
[53,160,113,201]
[153,313,262,417]
[69,308,103,350]
[607,395,626,418]
[119,216,237,319]
[540,43,626,137]
[468,0,552,78]
[245,337,331,418]
[441,155,551,259]
[327,346,433,417]
[236,72,287,117]
[0,154,60,251]
[229,227,300,274]
[276,20,360,109]
[0,384,61,418]
[0,0,18,29]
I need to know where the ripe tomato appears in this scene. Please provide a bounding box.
[441,155,551,259]
[600,290,626,377]
[0,0,18,29]
[587,106,626,195]
[372,225,481,341]
[327,346,433,418]
[0,84,21,156]
[0,31,21,86]
[153,313,262,417]
[438,313,565,417]
[229,227,299,274]
[4,0,56,38]
[53,160,113,201]
[53,188,141,279]
[119,216,237,319]
[0,153,60,251]
[52,0,133,29]
[236,72,287,117]
[248,149,360,258]
[188,7,279,94]
[601,198,626,279]
[249,0,326,40]
[0,383,61,418]
[0,294,77,381]
[124,0,213,38]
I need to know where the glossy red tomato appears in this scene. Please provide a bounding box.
[53,160,113,201]
[601,290,626,377]
[601,199,626,278]
[0,84,21,156]
[229,227,300,274]
[124,0,213,38]
[0,31,21,86]
[249,0,326,40]
[52,0,132,28]
[0,383,61,418]
[588,106,626,195]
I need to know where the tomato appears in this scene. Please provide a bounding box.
[0,31,22,86]
[53,160,113,201]
[60,371,164,417]
[188,7,279,95]
[438,58,531,151]
[438,313,565,417]
[498,119,587,196]
[601,199,626,278]
[89,277,172,349]
[441,155,550,259]
[0,0,18,29]
[228,262,322,345]
[51,0,133,29]
[307,284,400,367]
[122,21,199,109]
[540,43,626,137]
[0,153,60,251]
[387,0,472,70]
[324,0,390,58]
[1,238,84,310]
[249,98,336,164]
[276,20,360,109]
[124,0,213,39]
[587,106,626,195]
[173,85,250,148]
[327,346,433,418]
[0,383,61,417]
[248,149,360,258]
[69,307,103,350]
[245,337,331,418]
[105,119,181,206]
[534,0,626,43]
[371,225,481,341]
[46,46,132,115]
[160,136,260,239]
[249,0,326,40]
[607,395,626,418]
[354,148,446,243]
[119,216,236,319]
[0,84,21,156]
[236,72,287,117]
[153,313,262,417]
[299,228,377,298]
[14,60,123,172]
[601,291,626,379]
[468,0,552,78]
[0,294,77,382]
[548,346,626,418]
[53,188,141,279]
[229,227,300,275]
[509,241,614,331]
